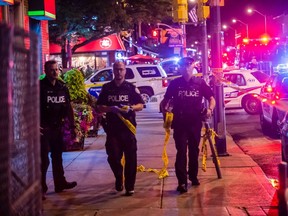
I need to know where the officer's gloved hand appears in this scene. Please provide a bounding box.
[119,105,132,113]
[110,106,121,114]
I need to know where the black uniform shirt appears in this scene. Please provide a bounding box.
[164,76,213,124]
[97,80,144,130]
[40,77,71,128]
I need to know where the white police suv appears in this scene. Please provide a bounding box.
[85,64,168,103]
[223,69,269,114]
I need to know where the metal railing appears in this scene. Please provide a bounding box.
[0,23,41,216]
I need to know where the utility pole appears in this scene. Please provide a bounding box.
[210,1,229,156]
[196,0,210,79]
[200,20,209,80]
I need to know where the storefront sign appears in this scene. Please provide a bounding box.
[100,37,112,49]
[0,0,14,5]
[28,0,56,20]
[166,29,183,47]
[76,34,126,52]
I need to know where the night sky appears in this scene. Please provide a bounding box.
[219,0,288,38]
[221,0,288,22]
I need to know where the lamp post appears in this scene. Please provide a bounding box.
[222,25,237,47]
[247,8,267,34]
[232,18,249,38]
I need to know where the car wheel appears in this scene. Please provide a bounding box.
[139,88,153,104]
[243,96,261,115]
[260,113,270,135]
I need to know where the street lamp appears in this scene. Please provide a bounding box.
[247,8,267,34]
[222,24,237,47]
[232,18,249,38]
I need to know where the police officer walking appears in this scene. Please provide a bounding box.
[97,61,144,196]
[161,57,216,193]
[40,60,77,199]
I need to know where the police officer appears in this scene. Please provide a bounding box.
[40,60,77,199]
[161,57,216,193]
[97,61,144,196]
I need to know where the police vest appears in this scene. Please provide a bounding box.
[40,78,70,127]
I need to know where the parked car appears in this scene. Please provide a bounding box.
[160,57,199,78]
[85,64,168,103]
[260,72,288,137]
[223,69,269,114]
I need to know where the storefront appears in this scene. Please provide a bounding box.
[50,33,126,72]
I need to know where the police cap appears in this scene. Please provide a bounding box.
[178,57,195,66]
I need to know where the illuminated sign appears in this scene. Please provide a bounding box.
[0,0,14,5]
[50,34,126,54]
[100,37,112,49]
[28,0,56,20]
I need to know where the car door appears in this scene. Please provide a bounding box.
[223,73,246,108]
[261,76,277,121]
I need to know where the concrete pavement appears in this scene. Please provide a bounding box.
[43,105,278,216]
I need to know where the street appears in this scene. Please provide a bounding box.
[225,108,282,181]
[145,103,282,181]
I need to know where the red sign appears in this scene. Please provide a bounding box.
[50,34,126,54]
[100,37,112,49]
[0,0,14,5]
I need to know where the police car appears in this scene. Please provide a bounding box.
[85,64,168,103]
[259,72,288,137]
[223,69,269,114]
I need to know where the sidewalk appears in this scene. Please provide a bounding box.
[43,107,278,216]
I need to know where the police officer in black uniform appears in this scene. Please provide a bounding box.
[161,57,216,193]
[40,60,77,199]
[97,61,144,196]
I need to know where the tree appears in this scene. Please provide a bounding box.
[49,0,172,68]
[49,0,132,68]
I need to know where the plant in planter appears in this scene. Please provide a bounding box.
[63,68,98,151]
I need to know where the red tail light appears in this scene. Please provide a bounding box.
[162,79,168,87]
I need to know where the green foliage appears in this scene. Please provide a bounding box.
[49,0,172,47]
[125,0,172,24]
[49,0,131,46]
[63,68,88,104]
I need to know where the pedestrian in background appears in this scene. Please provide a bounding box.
[161,57,216,193]
[97,61,144,196]
[40,60,77,199]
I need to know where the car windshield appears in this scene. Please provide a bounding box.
[85,69,99,81]
[251,71,269,83]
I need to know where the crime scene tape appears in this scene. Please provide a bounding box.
[84,73,203,89]
[201,126,220,172]
[136,112,173,179]
[117,110,172,179]
[117,112,136,135]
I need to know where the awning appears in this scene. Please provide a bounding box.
[50,34,126,54]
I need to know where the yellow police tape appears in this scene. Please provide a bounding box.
[201,126,220,172]
[117,112,136,135]
[136,112,173,179]
[117,111,172,179]
[84,74,204,90]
